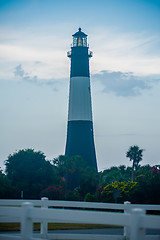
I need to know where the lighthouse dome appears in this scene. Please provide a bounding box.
[72,28,87,37]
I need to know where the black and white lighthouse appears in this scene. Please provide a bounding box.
[65,28,97,171]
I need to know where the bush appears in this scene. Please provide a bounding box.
[40,186,65,200]
[101,181,137,203]
[65,188,82,201]
[84,193,98,202]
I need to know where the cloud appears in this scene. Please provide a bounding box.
[34,61,43,65]
[91,30,160,76]
[1,26,160,81]
[14,64,38,83]
[93,70,160,97]
[14,64,66,91]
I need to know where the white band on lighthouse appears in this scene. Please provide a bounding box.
[68,76,92,121]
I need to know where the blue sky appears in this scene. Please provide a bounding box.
[0,0,160,171]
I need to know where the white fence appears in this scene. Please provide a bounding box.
[0,198,160,240]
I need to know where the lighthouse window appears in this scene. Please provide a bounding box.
[83,37,87,47]
[78,37,82,46]
[73,37,77,47]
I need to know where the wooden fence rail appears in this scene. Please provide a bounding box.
[0,198,160,240]
[0,198,160,211]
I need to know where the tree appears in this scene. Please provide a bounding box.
[99,165,132,186]
[53,155,86,175]
[0,168,18,199]
[134,165,160,204]
[126,145,144,181]
[53,155,99,197]
[79,167,99,198]
[5,149,58,199]
[53,155,86,190]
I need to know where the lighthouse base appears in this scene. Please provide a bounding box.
[65,120,97,171]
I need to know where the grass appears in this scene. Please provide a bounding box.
[0,223,122,232]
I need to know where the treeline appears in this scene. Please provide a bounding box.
[0,148,160,204]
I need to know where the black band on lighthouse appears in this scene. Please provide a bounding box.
[70,47,90,78]
[65,120,97,169]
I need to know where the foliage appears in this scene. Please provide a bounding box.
[84,186,104,202]
[84,193,98,202]
[99,165,132,186]
[0,169,18,199]
[100,165,160,204]
[1,148,160,204]
[53,155,86,176]
[126,145,144,180]
[40,185,65,200]
[101,181,138,203]
[53,155,99,198]
[65,188,82,201]
[53,155,87,190]
[5,149,58,199]
[40,185,82,201]
[79,167,99,198]
[95,186,104,202]
[133,165,160,204]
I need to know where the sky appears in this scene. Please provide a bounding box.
[0,0,160,171]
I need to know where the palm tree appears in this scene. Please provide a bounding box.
[126,145,144,181]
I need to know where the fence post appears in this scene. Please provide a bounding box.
[40,197,48,238]
[123,201,131,239]
[21,202,33,240]
[130,208,145,240]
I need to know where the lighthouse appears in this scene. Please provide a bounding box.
[65,28,97,171]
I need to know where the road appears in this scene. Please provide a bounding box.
[50,228,160,235]
[1,228,160,235]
